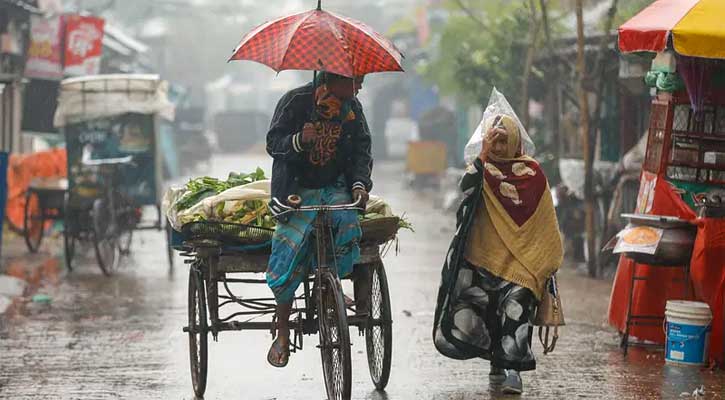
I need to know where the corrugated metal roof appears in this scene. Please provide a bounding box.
[104,23,149,54]
[0,0,42,14]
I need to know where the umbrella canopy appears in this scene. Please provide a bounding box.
[619,0,725,60]
[229,8,403,77]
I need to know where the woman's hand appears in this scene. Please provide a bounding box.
[479,126,505,162]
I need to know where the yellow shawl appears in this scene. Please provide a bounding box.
[464,115,563,299]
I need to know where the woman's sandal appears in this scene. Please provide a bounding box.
[267,338,290,368]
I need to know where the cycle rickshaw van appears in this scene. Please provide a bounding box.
[54,74,176,275]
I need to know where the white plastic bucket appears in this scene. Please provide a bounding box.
[664,300,712,366]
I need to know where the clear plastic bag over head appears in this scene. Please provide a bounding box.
[464,87,536,164]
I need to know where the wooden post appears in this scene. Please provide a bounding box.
[575,0,596,277]
[521,0,542,131]
[589,0,620,277]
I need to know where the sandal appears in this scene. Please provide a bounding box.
[267,338,290,368]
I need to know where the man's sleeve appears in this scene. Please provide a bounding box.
[266,92,306,161]
[350,103,373,193]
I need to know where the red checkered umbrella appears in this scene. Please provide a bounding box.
[229,4,403,77]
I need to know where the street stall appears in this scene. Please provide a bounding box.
[54,74,175,275]
[609,0,725,367]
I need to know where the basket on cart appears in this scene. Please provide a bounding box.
[360,216,400,245]
[176,221,274,250]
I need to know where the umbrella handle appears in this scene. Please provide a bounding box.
[311,70,319,122]
[317,0,321,10]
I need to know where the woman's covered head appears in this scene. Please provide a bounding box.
[484,114,522,159]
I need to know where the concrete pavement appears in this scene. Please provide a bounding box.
[0,155,723,400]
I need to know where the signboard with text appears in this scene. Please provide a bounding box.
[25,16,64,80]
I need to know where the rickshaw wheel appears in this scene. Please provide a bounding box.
[63,227,76,272]
[62,192,75,271]
[317,271,352,400]
[117,224,133,256]
[165,222,175,271]
[92,198,120,276]
[365,261,393,390]
[24,190,44,253]
[188,267,208,398]
[116,199,136,255]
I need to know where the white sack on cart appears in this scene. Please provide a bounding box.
[164,180,271,230]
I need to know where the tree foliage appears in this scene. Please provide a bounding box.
[420,1,535,111]
[421,0,657,111]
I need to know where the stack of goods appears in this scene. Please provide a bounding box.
[163,168,412,245]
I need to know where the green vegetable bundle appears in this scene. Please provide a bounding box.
[175,168,267,211]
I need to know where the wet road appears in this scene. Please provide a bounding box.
[1,153,723,400]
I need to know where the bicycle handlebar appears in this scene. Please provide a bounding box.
[274,196,364,216]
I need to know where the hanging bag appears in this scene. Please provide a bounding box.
[533,274,565,354]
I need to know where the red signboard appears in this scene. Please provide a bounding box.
[24,15,64,80]
[63,15,105,76]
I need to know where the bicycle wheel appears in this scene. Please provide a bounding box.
[188,267,208,398]
[24,190,44,253]
[92,198,120,276]
[317,270,352,400]
[365,262,392,390]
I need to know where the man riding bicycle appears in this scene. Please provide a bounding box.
[265,72,373,367]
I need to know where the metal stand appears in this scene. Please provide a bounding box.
[620,261,690,356]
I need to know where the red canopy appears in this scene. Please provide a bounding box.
[618,0,699,53]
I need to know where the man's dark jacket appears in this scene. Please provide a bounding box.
[266,83,373,216]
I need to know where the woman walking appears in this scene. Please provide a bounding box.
[433,114,563,395]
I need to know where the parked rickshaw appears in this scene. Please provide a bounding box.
[54,74,176,275]
[23,177,67,253]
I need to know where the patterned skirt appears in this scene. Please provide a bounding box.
[435,261,538,371]
[266,181,361,304]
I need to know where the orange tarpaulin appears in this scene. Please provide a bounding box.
[5,149,67,231]
[608,177,725,365]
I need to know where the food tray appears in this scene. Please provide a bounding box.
[621,213,696,229]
